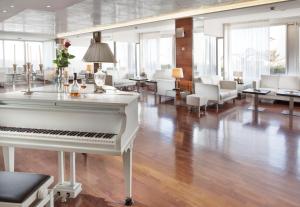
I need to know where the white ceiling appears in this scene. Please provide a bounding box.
[0,0,297,39]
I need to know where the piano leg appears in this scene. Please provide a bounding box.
[70,152,76,186]
[2,146,14,172]
[123,146,133,206]
[58,151,65,184]
[54,151,82,202]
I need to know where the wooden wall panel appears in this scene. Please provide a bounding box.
[175,18,193,92]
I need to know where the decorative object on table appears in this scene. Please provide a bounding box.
[53,40,75,86]
[83,39,116,93]
[233,71,243,84]
[70,73,80,97]
[172,68,184,89]
[24,63,33,95]
[13,64,17,74]
[140,72,147,78]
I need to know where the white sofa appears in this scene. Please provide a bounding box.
[106,68,135,89]
[152,69,176,98]
[194,75,237,111]
[257,75,300,102]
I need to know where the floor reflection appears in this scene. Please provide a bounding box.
[155,101,300,180]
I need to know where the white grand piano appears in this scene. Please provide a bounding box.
[0,85,139,206]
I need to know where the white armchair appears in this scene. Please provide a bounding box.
[152,69,176,99]
[194,76,237,111]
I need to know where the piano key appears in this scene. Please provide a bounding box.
[103,134,115,139]
[95,133,104,138]
[84,132,97,137]
[0,126,116,143]
[77,132,89,137]
[59,131,71,135]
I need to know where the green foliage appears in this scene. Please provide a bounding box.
[270,65,286,75]
[53,49,75,68]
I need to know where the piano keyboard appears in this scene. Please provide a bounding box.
[0,126,117,145]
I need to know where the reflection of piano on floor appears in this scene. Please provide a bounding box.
[0,86,139,206]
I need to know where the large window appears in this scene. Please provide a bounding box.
[225,23,287,81]
[193,32,217,76]
[217,38,224,77]
[67,37,90,73]
[116,42,136,74]
[102,40,136,75]
[4,41,25,68]
[141,37,159,77]
[0,40,54,73]
[160,36,174,68]
[140,33,174,78]
[25,41,43,69]
[102,40,114,71]
[270,25,287,75]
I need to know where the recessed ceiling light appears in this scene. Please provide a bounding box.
[46,5,51,8]
[10,5,14,8]
[2,10,7,13]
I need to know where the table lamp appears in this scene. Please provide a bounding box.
[83,39,116,92]
[172,68,184,89]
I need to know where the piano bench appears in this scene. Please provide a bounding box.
[0,171,54,207]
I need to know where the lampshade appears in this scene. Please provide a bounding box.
[83,41,116,63]
[172,68,184,79]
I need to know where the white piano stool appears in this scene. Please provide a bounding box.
[0,172,54,207]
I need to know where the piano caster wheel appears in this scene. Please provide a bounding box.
[125,197,134,206]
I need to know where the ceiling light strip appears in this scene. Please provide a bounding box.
[57,0,289,38]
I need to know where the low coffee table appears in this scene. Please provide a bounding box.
[129,77,148,93]
[243,88,271,123]
[276,90,300,127]
[243,88,271,112]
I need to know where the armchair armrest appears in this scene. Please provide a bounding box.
[220,80,237,90]
[195,83,220,101]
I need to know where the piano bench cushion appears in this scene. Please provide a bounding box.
[0,171,51,203]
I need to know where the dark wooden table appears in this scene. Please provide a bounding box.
[129,77,148,93]
[145,80,157,95]
[243,88,271,122]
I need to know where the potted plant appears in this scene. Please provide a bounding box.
[53,40,75,84]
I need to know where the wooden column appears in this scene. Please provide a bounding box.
[93,31,101,73]
[175,18,193,92]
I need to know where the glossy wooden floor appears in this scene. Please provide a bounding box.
[1,84,300,207]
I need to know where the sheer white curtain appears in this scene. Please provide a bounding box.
[140,33,160,78]
[193,32,217,76]
[160,36,174,68]
[226,22,270,82]
[116,42,135,75]
[0,41,3,72]
[43,41,55,69]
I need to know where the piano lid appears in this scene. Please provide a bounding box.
[0,85,139,106]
